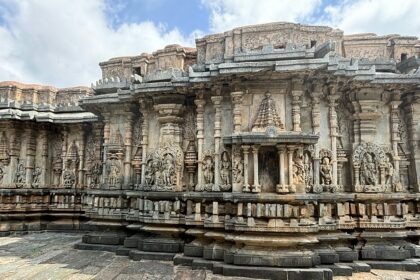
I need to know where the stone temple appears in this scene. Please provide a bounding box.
[0,22,420,279]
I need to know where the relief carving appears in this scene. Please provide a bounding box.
[202,151,214,191]
[15,161,25,188]
[0,132,10,165]
[232,147,244,186]
[106,153,122,188]
[220,150,231,191]
[143,140,184,191]
[32,167,41,188]
[252,92,284,133]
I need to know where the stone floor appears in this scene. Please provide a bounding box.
[0,232,419,280]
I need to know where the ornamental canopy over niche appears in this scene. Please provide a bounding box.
[252,92,284,133]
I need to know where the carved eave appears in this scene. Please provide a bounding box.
[223,132,319,145]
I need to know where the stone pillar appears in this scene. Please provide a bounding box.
[311,90,322,188]
[39,126,48,187]
[291,79,303,132]
[102,113,111,184]
[211,94,223,191]
[276,145,286,193]
[328,94,339,186]
[8,125,19,186]
[242,145,250,192]
[124,112,134,186]
[195,94,206,191]
[77,125,85,188]
[24,125,36,188]
[287,146,295,186]
[251,145,261,192]
[139,99,150,186]
[390,100,402,174]
[231,91,243,134]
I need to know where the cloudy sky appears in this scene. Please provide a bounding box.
[0,0,419,87]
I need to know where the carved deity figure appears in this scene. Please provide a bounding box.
[220,151,231,186]
[89,161,101,188]
[106,154,121,187]
[145,160,155,186]
[293,153,305,184]
[360,153,377,186]
[15,162,25,187]
[320,157,332,185]
[63,170,76,188]
[385,157,394,185]
[303,152,313,186]
[202,156,214,185]
[32,167,41,188]
[232,156,244,184]
[162,153,175,186]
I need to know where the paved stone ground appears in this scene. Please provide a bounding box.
[0,232,420,280]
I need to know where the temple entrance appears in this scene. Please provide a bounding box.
[258,146,279,193]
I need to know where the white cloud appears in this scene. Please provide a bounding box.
[202,0,420,37]
[322,0,420,37]
[202,0,322,33]
[0,0,199,87]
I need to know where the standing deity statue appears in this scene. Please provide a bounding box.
[107,154,121,187]
[385,157,394,185]
[320,157,332,185]
[293,153,305,184]
[303,152,313,186]
[162,154,175,186]
[15,162,26,187]
[202,156,214,185]
[360,153,377,186]
[220,151,231,186]
[232,156,244,184]
[32,167,41,188]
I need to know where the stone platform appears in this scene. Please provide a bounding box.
[0,232,419,280]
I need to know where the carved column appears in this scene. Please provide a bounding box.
[311,89,322,188]
[291,79,303,132]
[139,99,150,186]
[195,93,206,191]
[251,145,260,192]
[25,125,36,188]
[211,94,223,191]
[242,145,250,192]
[102,113,111,184]
[77,124,85,188]
[390,100,402,175]
[328,93,339,186]
[231,91,243,134]
[287,146,295,186]
[276,145,287,193]
[8,124,19,186]
[123,111,134,186]
[39,127,48,186]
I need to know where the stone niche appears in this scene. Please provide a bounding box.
[1,21,420,278]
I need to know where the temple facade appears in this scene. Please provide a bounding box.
[1,22,420,278]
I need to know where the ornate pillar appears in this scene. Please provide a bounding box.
[8,124,19,186]
[231,91,244,134]
[328,93,339,186]
[211,93,223,191]
[251,145,261,192]
[123,111,134,186]
[25,125,36,188]
[39,127,48,187]
[195,93,206,191]
[242,145,250,192]
[287,146,295,186]
[102,113,111,184]
[276,145,286,192]
[390,100,402,174]
[311,89,322,188]
[291,79,303,132]
[77,124,85,188]
[139,99,150,186]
